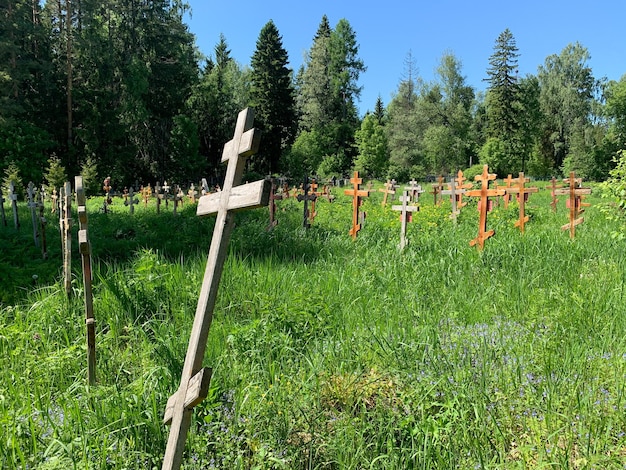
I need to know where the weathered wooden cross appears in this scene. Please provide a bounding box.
[378,179,396,207]
[74,176,97,385]
[392,190,419,250]
[344,171,370,239]
[51,188,58,214]
[267,178,284,231]
[467,165,505,250]
[187,184,198,204]
[405,179,424,202]
[506,172,538,233]
[143,184,152,207]
[554,172,591,239]
[8,181,20,229]
[161,108,270,470]
[61,181,73,296]
[125,187,140,214]
[430,175,445,205]
[441,178,463,224]
[547,176,562,212]
[163,181,171,208]
[296,177,317,228]
[27,182,40,247]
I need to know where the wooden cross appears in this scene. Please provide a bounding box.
[267,178,284,230]
[163,181,171,208]
[502,174,515,209]
[51,188,58,214]
[321,184,335,202]
[405,179,423,201]
[162,108,270,470]
[8,181,20,229]
[547,176,562,212]
[188,184,198,204]
[0,186,6,227]
[61,181,72,296]
[392,190,419,250]
[281,182,290,199]
[143,184,152,207]
[125,187,139,214]
[37,189,48,259]
[103,176,112,205]
[27,182,40,247]
[441,178,464,224]
[466,165,505,250]
[177,186,185,207]
[200,178,210,196]
[344,171,370,239]
[454,170,472,209]
[430,175,445,206]
[155,182,163,214]
[378,179,396,207]
[554,172,591,239]
[506,172,538,233]
[74,176,96,385]
[296,177,317,228]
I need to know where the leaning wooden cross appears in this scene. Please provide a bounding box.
[392,190,418,250]
[75,176,97,385]
[467,165,505,250]
[162,108,270,470]
[554,172,591,239]
[506,172,538,233]
[344,171,370,239]
[378,179,396,207]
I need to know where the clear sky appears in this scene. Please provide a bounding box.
[184,0,626,116]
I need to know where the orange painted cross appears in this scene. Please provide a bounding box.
[554,172,591,239]
[466,165,505,250]
[344,171,370,239]
[506,172,538,233]
[378,179,396,207]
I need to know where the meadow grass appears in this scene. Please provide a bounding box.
[1,181,625,469]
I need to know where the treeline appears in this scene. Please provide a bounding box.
[2,2,626,194]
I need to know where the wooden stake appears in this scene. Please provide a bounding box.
[162,108,270,470]
[467,165,505,250]
[75,176,96,385]
[392,190,418,250]
[344,171,370,239]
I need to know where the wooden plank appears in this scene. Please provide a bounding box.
[196,179,270,217]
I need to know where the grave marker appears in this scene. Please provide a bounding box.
[378,179,396,207]
[430,175,445,205]
[344,171,370,239]
[454,170,472,209]
[61,181,72,295]
[267,178,283,230]
[163,181,171,208]
[37,189,48,259]
[547,176,562,212]
[441,178,464,224]
[187,184,198,204]
[75,176,96,385]
[506,172,538,233]
[554,172,591,239]
[155,182,163,214]
[124,187,139,214]
[51,188,58,214]
[143,184,152,207]
[0,186,6,227]
[162,108,270,470]
[502,174,515,209]
[392,190,418,250]
[8,181,20,229]
[466,165,505,250]
[405,179,424,201]
[296,177,317,228]
[27,182,40,247]
[102,177,112,213]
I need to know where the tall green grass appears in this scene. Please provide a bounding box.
[1,182,625,469]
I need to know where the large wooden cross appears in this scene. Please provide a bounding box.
[506,172,538,233]
[378,179,396,207]
[392,190,418,250]
[467,165,505,250]
[27,182,40,248]
[344,171,370,239]
[554,172,591,239]
[8,181,20,229]
[75,176,97,385]
[162,108,270,470]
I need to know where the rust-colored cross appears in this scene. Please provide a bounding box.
[467,165,505,250]
[392,190,418,250]
[505,172,538,233]
[162,108,270,470]
[344,171,370,239]
[430,175,445,205]
[378,179,396,207]
[454,170,472,209]
[554,171,591,239]
[75,176,96,385]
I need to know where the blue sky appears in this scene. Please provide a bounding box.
[184,0,625,116]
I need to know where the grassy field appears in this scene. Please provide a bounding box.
[1,179,625,469]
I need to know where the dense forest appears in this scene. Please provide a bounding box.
[2,1,626,195]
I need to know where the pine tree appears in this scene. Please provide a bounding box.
[250,20,296,175]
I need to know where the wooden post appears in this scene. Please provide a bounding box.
[125,187,139,214]
[378,179,396,207]
[506,172,538,233]
[75,176,96,385]
[547,176,562,212]
[27,182,40,247]
[296,176,317,228]
[430,175,445,206]
[8,181,20,229]
[162,108,270,470]
[37,189,48,259]
[392,190,418,250]
[554,172,591,239]
[0,186,6,227]
[466,165,505,250]
[267,179,284,231]
[344,171,370,239]
[61,181,72,296]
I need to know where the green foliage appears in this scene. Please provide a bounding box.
[462,163,486,181]
[0,119,51,184]
[283,129,326,180]
[354,114,389,178]
[478,137,508,176]
[2,161,24,197]
[44,154,67,190]
[80,155,99,196]
[168,114,201,184]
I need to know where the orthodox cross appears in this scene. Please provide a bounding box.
[103,176,112,209]
[454,170,472,209]
[281,182,290,199]
[163,181,171,208]
[8,181,20,229]
[506,172,538,233]
[37,189,48,259]
[0,186,6,227]
[378,179,396,207]
[267,178,284,231]
[502,174,515,209]
[547,176,562,212]
[296,176,317,228]
[27,182,40,247]
[172,185,183,215]
[162,108,270,470]
[344,171,370,239]
[405,179,423,202]
[188,184,198,204]
[441,178,463,224]
[466,165,505,250]
[143,184,152,207]
[125,187,139,214]
[75,176,96,385]
[60,181,72,296]
[430,175,445,206]
[554,172,591,239]
[392,190,419,250]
